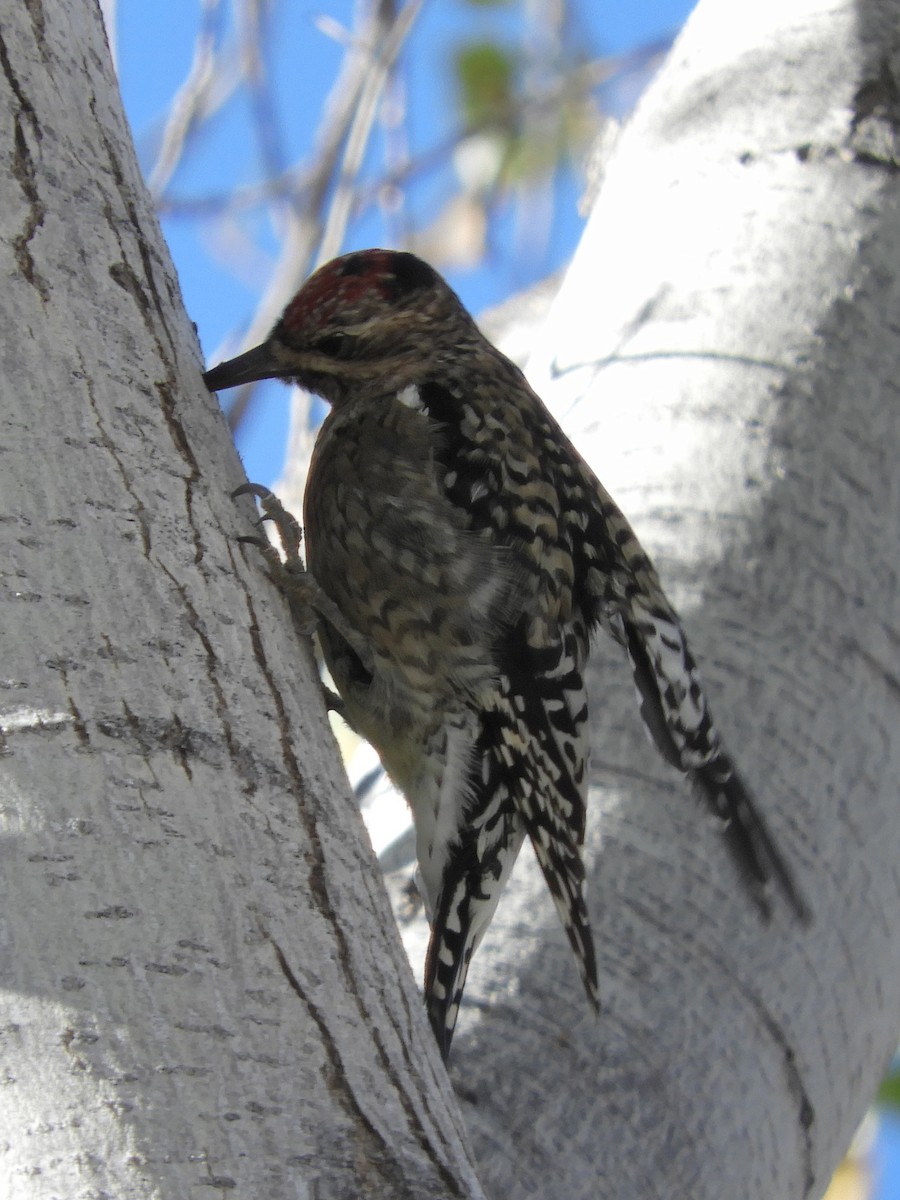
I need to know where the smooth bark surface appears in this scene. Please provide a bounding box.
[0,5,481,1198]
[437,1,900,1197]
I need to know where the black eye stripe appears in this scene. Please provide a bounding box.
[315,333,353,357]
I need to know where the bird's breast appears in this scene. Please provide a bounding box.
[303,396,516,744]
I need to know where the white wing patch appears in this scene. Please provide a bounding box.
[397,383,426,412]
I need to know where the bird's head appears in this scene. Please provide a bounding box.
[203,249,482,405]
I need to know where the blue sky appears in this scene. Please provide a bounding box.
[113,4,895,1196]
[116,0,688,486]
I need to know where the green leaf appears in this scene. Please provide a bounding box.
[454,42,516,127]
[877,1068,900,1110]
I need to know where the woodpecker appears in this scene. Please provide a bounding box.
[204,248,808,1060]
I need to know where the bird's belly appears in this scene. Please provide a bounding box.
[334,651,479,909]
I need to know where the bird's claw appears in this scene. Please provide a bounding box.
[233,483,375,673]
[233,483,304,565]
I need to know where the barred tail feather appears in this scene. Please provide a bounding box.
[424,813,524,1060]
[624,598,809,921]
[423,721,526,1059]
[502,623,600,1014]
[694,755,812,924]
[519,786,600,1012]
[424,618,599,1058]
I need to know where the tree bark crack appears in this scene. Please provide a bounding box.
[268,934,435,1200]
[2,36,49,302]
[79,348,153,556]
[95,123,181,364]
[158,562,245,783]
[742,990,816,1195]
[243,589,470,1193]
[23,0,46,60]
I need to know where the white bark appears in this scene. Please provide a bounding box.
[6,0,898,1196]
[0,5,482,1198]
[438,1,900,1197]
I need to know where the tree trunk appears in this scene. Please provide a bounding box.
[6,0,899,1197]
[444,0,900,1197]
[0,5,482,1197]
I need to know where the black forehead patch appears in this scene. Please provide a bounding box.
[385,252,437,298]
[338,254,371,278]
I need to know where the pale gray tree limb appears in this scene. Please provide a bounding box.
[0,4,481,1197]
[438,1,900,1197]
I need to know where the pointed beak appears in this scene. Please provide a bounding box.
[202,341,283,392]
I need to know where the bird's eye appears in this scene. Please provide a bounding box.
[314,332,354,358]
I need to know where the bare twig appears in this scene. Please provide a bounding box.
[156,40,665,222]
[217,0,423,436]
[316,0,421,265]
[147,0,230,199]
[238,0,286,183]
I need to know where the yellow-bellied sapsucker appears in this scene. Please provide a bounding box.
[204,249,808,1060]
